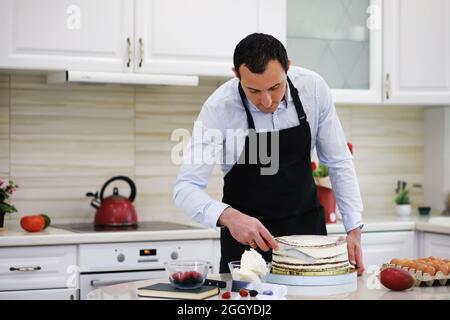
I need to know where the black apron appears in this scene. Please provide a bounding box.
[219,77,327,273]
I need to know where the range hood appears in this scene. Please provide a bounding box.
[47,71,199,86]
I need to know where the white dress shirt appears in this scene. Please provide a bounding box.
[173,66,363,233]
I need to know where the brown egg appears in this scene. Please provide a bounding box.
[445,262,450,270]
[390,258,402,265]
[435,262,450,275]
[409,262,422,271]
[413,262,436,276]
[415,258,428,263]
[401,260,414,269]
[422,264,437,276]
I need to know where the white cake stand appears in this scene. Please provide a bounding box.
[266,269,357,286]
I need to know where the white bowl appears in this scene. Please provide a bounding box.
[228,260,271,283]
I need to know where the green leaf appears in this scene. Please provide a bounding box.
[0,202,16,213]
[313,164,329,178]
[395,190,410,205]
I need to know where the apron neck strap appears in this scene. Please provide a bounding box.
[238,82,256,130]
[287,77,307,123]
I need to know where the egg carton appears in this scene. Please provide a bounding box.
[381,263,450,287]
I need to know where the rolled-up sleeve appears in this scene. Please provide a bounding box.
[173,103,230,229]
[314,76,364,233]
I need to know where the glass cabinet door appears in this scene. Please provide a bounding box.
[286,0,382,103]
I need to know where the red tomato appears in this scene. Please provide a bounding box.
[20,215,46,232]
[380,268,415,291]
[311,161,317,172]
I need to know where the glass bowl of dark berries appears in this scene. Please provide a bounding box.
[165,260,210,290]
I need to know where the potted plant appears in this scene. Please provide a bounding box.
[0,179,19,230]
[312,161,336,223]
[311,142,353,224]
[395,180,411,217]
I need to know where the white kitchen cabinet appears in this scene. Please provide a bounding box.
[134,0,285,76]
[0,0,134,72]
[0,245,77,300]
[286,0,382,104]
[383,0,450,104]
[360,231,415,268]
[0,0,285,77]
[421,232,450,258]
[0,288,77,300]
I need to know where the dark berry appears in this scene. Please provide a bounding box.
[262,290,273,295]
[172,272,181,282]
[239,288,248,297]
[249,290,258,297]
[221,291,231,299]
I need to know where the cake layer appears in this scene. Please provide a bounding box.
[272,252,348,265]
[274,235,347,261]
[271,235,351,276]
[271,265,352,276]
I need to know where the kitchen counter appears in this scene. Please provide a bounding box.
[1,214,449,247]
[86,273,450,300]
[0,220,220,247]
[327,214,450,235]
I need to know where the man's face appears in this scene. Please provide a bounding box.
[235,59,290,113]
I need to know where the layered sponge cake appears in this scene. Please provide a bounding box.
[272,235,351,276]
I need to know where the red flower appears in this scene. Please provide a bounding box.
[311,161,317,172]
[347,142,353,155]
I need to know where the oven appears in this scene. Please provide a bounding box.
[77,239,215,299]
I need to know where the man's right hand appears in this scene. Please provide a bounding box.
[218,207,278,252]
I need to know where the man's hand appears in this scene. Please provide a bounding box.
[218,207,278,251]
[347,227,364,276]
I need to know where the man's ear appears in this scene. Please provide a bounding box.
[232,67,240,79]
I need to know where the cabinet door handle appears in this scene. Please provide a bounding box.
[127,37,132,68]
[385,73,390,100]
[139,38,144,68]
[90,279,144,287]
[10,266,41,272]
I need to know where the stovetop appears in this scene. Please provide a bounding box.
[52,221,202,233]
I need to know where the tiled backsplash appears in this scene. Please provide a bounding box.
[0,73,424,224]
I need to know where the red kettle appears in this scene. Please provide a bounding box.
[86,176,138,227]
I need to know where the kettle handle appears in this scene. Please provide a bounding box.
[99,176,137,202]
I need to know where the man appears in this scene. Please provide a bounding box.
[173,33,364,275]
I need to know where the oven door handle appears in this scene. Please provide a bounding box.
[90,279,146,287]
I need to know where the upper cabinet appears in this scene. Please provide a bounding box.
[134,0,285,77]
[383,0,450,105]
[0,0,285,77]
[1,0,450,105]
[286,0,382,104]
[0,0,134,72]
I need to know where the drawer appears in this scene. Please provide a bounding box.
[0,288,78,300]
[0,245,77,291]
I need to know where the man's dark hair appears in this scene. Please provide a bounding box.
[233,33,289,78]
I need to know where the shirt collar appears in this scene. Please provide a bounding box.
[246,82,293,112]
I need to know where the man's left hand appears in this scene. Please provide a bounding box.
[346,227,364,276]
